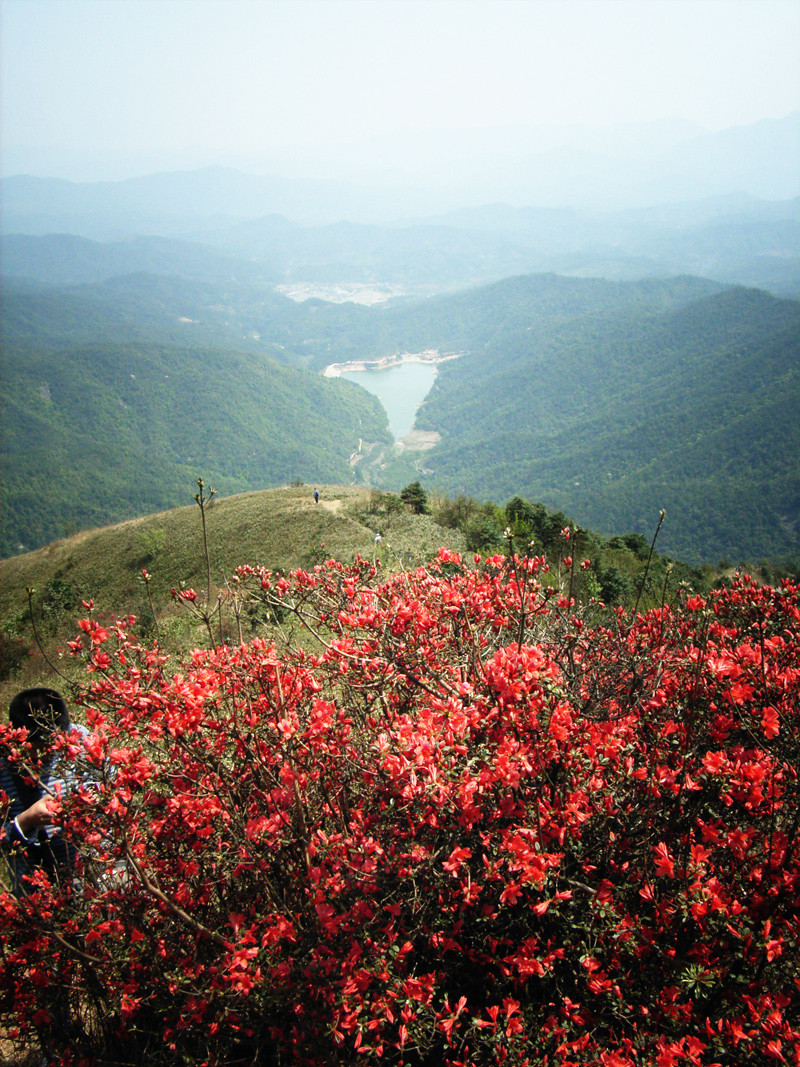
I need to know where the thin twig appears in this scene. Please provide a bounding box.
[123,841,229,948]
[26,587,71,683]
[632,510,666,618]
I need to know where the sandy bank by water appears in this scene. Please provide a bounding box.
[323,349,461,378]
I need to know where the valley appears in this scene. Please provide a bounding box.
[1,137,799,568]
[2,259,798,565]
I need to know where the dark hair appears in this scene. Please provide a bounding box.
[9,688,69,745]
[4,689,68,813]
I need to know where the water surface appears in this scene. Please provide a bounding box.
[342,362,437,440]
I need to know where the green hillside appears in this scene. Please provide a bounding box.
[0,342,391,557]
[2,266,799,565]
[0,483,469,703]
[0,274,323,363]
[405,282,800,563]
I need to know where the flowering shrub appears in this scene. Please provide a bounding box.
[1,551,799,1065]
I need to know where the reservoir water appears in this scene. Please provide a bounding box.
[341,362,438,440]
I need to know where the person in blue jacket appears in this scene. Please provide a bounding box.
[0,687,91,896]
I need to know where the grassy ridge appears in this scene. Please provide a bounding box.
[0,476,726,718]
[0,483,467,705]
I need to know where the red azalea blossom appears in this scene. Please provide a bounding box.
[1,561,798,1065]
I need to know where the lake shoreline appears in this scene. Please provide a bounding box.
[322,348,462,378]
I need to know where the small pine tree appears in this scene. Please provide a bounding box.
[400,481,430,514]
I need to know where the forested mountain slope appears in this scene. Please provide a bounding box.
[1,271,372,369]
[2,267,798,565]
[0,341,390,557]
[410,282,800,563]
[1,232,279,287]
[356,272,724,356]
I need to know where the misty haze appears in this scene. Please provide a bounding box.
[1,0,799,567]
[2,2,800,1063]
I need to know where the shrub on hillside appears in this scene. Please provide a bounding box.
[1,552,799,1065]
[400,482,430,515]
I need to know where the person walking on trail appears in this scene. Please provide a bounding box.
[0,687,91,897]
[313,488,319,504]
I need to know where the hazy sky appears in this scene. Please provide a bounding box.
[2,0,799,177]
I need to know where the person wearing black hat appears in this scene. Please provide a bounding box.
[0,687,91,896]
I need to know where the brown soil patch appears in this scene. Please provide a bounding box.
[399,430,441,451]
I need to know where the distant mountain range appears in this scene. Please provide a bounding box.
[3,192,799,299]
[3,114,798,298]
[1,114,798,565]
[3,112,799,220]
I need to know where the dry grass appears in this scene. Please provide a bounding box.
[0,483,465,707]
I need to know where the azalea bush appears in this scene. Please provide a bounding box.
[1,549,799,1065]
